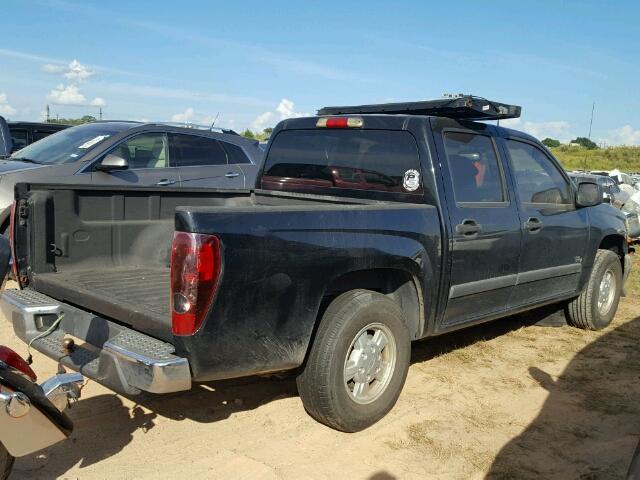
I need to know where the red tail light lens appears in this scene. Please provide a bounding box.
[0,346,37,381]
[170,232,222,336]
[9,202,17,279]
[316,117,363,128]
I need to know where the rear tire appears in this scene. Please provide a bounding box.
[0,442,14,480]
[297,289,410,432]
[566,249,622,330]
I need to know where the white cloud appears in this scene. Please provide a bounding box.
[0,93,17,116]
[276,98,308,119]
[251,111,273,131]
[500,118,573,142]
[41,59,95,83]
[89,97,106,107]
[64,59,94,82]
[598,125,640,146]
[48,84,86,105]
[41,63,66,74]
[171,107,195,123]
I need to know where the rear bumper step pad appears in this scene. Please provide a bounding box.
[1,289,191,395]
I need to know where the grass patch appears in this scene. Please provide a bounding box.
[552,145,640,172]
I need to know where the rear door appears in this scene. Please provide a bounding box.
[434,122,522,327]
[501,137,588,306]
[90,132,181,187]
[169,133,244,189]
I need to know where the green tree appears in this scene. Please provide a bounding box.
[542,138,561,148]
[571,137,598,150]
[241,129,256,139]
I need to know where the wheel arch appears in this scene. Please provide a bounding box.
[318,268,425,341]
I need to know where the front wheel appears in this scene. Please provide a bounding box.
[0,442,14,480]
[297,289,410,432]
[566,249,623,330]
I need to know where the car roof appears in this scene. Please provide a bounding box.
[8,121,71,129]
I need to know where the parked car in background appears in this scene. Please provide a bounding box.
[0,117,70,154]
[0,118,263,233]
[569,172,630,208]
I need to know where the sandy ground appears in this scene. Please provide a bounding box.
[2,284,640,479]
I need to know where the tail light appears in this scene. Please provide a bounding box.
[170,232,222,336]
[0,346,37,381]
[9,201,17,279]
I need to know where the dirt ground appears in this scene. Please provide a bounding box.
[3,280,640,479]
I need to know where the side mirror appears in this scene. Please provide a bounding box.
[95,153,128,172]
[576,181,602,208]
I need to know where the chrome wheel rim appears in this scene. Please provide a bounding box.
[343,323,397,405]
[597,269,617,316]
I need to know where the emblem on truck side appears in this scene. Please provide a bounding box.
[403,169,420,192]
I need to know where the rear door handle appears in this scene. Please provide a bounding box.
[455,218,482,236]
[156,179,176,186]
[525,217,543,232]
[225,172,240,178]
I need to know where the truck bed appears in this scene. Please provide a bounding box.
[33,267,170,339]
[14,184,382,342]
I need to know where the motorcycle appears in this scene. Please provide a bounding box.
[0,345,83,480]
[0,232,83,479]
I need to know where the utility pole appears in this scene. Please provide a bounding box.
[583,102,595,172]
[587,102,595,140]
[99,107,103,120]
[46,104,50,122]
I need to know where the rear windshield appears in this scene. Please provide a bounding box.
[262,129,422,197]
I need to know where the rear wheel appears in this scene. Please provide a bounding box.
[297,289,410,432]
[566,249,622,330]
[0,442,14,480]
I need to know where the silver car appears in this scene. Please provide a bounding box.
[0,118,263,233]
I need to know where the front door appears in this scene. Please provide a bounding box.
[91,132,181,187]
[169,133,245,189]
[436,125,522,327]
[502,137,589,307]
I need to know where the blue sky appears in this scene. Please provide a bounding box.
[1,0,639,145]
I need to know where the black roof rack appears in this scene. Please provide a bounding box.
[317,95,521,121]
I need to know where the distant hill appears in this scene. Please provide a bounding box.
[552,146,640,172]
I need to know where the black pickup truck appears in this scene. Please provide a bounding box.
[0,97,631,432]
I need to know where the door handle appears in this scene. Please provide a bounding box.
[525,217,543,232]
[225,172,240,178]
[156,179,176,186]
[455,218,482,236]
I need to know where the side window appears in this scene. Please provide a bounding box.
[443,132,505,203]
[169,134,228,167]
[222,142,252,164]
[506,140,572,205]
[33,130,56,142]
[109,133,168,169]
[10,128,28,151]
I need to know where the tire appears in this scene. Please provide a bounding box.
[566,249,622,330]
[297,289,410,432]
[0,442,14,480]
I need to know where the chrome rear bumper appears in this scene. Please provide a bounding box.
[0,289,191,395]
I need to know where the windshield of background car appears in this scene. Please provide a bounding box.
[9,122,133,165]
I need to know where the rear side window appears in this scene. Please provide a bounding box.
[169,133,228,167]
[443,132,505,203]
[262,130,422,195]
[222,142,252,164]
[506,140,572,205]
[10,128,28,151]
[33,130,56,141]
